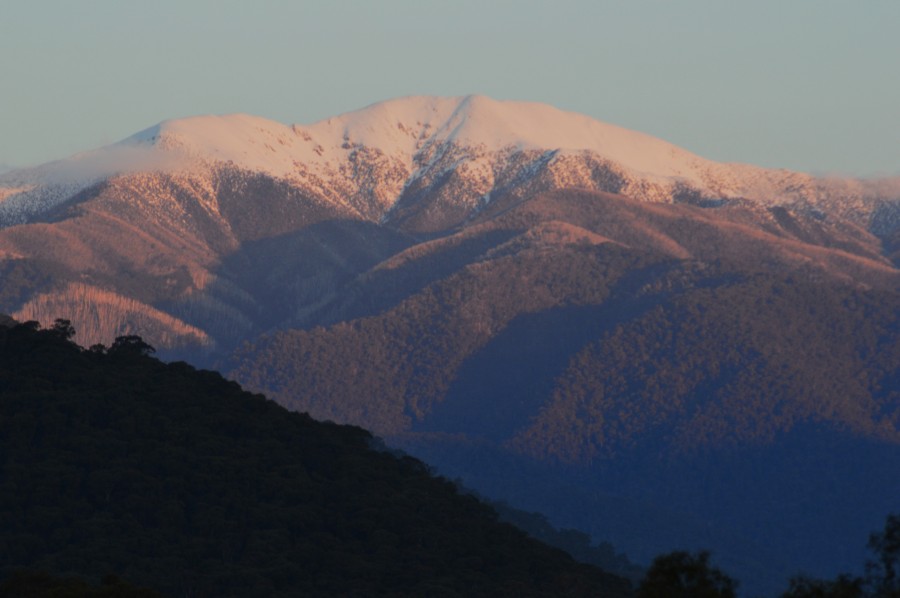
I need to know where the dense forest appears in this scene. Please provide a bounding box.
[0,318,631,597]
[509,273,900,463]
[229,190,900,451]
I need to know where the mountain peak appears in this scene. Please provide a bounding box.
[312,95,708,177]
[122,113,301,172]
[3,95,899,232]
[106,95,710,183]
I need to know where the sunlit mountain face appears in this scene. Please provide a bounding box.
[2,95,899,596]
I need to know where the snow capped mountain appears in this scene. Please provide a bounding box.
[121,96,705,178]
[2,94,899,232]
[4,95,899,598]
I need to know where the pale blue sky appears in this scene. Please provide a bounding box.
[2,1,898,175]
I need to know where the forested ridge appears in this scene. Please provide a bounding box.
[230,228,900,459]
[511,273,900,463]
[0,319,631,597]
[230,190,900,450]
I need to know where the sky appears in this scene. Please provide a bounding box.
[1,0,898,176]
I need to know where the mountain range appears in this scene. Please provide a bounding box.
[1,95,899,596]
[2,95,898,351]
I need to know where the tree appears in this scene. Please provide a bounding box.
[637,550,737,598]
[867,514,900,598]
[50,318,76,341]
[780,513,900,598]
[108,335,156,358]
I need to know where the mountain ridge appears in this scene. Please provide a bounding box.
[3,95,899,232]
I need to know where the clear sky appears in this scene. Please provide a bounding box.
[2,0,898,176]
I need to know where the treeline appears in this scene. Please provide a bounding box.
[634,514,900,598]
[487,499,645,583]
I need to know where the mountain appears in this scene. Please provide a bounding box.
[4,96,899,230]
[0,319,632,597]
[1,95,899,595]
[1,95,898,352]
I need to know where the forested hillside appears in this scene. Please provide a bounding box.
[228,189,900,595]
[230,190,900,458]
[0,319,632,597]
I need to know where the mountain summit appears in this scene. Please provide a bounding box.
[121,95,710,177]
[3,95,899,231]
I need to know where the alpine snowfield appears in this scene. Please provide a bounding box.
[2,95,899,231]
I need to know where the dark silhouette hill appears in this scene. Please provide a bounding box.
[0,319,632,597]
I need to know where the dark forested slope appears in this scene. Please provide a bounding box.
[0,319,631,598]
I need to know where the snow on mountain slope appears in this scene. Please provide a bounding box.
[126,113,316,176]
[303,95,709,179]
[118,95,719,184]
[2,95,899,231]
[0,143,190,226]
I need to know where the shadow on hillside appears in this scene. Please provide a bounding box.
[417,260,730,441]
[161,219,414,353]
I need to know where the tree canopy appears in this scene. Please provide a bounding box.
[0,319,631,597]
